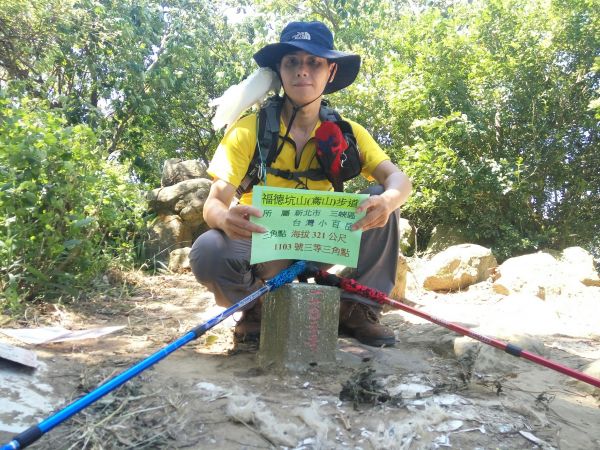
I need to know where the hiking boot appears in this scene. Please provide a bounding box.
[338,302,396,347]
[234,301,262,343]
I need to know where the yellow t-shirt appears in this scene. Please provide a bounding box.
[208,113,390,205]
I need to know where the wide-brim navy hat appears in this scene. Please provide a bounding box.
[253,21,361,94]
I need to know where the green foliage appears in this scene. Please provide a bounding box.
[0,0,245,184]
[1,0,598,309]
[301,0,599,259]
[245,0,599,259]
[0,95,145,309]
[398,113,548,259]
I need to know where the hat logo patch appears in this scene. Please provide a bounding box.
[291,31,311,40]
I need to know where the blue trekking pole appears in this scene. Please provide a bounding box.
[1,261,306,450]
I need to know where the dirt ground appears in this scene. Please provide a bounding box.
[1,265,599,450]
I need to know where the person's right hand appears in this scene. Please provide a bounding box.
[221,204,267,240]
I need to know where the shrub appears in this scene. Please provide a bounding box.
[397,113,547,260]
[0,95,146,309]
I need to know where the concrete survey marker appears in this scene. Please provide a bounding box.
[259,283,339,372]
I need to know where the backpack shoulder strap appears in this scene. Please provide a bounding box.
[262,97,282,165]
[236,98,361,196]
[319,101,342,122]
[235,96,283,197]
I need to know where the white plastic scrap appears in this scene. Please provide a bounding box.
[495,423,519,434]
[519,431,557,450]
[226,392,303,447]
[433,435,452,448]
[195,382,228,402]
[389,382,434,397]
[453,425,486,434]
[433,394,471,407]
[360,428,372,438]
[434,420,464,433]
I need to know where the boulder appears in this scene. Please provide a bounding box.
[141,215,194,267]
[147,178,211,218]
[338,253,409,303]
[423,244,497,291]
[560,247,600,287]
[398,218,415,255]
[161,158,209,187]
[578,360,600,395]
[179,198,207,228]
[483,293,564,335]
[492,251,589,300]
[168,247,191,273]
[390,253,409,300]
[454,333,546,375]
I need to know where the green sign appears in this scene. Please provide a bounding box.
[250,186,368,267]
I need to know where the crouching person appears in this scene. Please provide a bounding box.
[190,21,412,347]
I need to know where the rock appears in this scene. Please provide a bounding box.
[453,336,481,360]
[146,172,210,258]
[161,158,208,187]
[429,327,464,357]
[422,244,497,291]
[141,215,193,267]
[492,251,587,300]
[390,253,408,300]
[338,253,409,302]
[399,218,415,255]
[455,333,546,374]
[560,247,600,287]
[577,360,600,395]
[147,178,211,216]
[179,198,206,226]
[483,294,562,335]
[168,247,191,273]
[404,257,427,295]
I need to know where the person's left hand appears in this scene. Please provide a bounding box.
[352,195,394,231]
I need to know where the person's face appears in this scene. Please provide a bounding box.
[278,51,337,104]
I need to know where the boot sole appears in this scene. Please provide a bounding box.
[233,331,260,343]
[339,326,396,347]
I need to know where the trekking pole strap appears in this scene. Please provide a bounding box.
[304,266,600,389]
[308,267,387,303]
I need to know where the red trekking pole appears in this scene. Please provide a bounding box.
[305,267,600,389]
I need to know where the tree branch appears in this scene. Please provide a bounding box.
[107,26,174,155]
